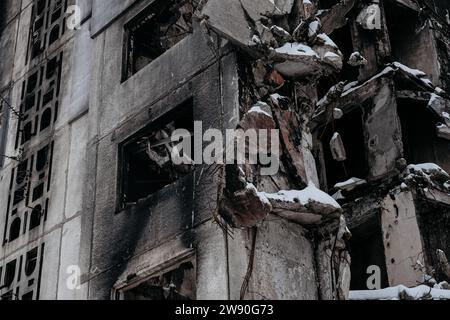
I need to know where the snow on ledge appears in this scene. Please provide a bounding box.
[407,163,450,177]
[349,285,450,300]
[258,181,341,209]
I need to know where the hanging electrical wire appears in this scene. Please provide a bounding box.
[0,93,23,120]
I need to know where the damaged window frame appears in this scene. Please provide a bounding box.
[121,0,195,82]
[117,98,195,212]
[113,255,197,301]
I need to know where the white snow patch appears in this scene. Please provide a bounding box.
[341,67,395,97]
[246,183,271,206]
[275,42,319,57]
[334,178,367,190]
[407,163,449,176]
[393,62,433,87]
[349,285,450,300]
[317,33,338,48]
[308,20,320,37]
[248,102,272,118]
[259,181,341,209]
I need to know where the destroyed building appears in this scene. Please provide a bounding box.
[1,0,450,301]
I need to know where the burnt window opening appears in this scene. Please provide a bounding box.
[16,160,29,185]
[122,261,196,300]
[119,99,194,210]
[25,94,36,111]
[48,24,60,46]
[42,88,54,107]
[436,39,450,92]
[123,0,194,80]
[21,291,34,300]
[36,0,46,15]
[385,0,433,72]
[13,187,26,206]
[22,121,34,144]
[36,146,49,172]
[349,214,390,290]
[3,260,16,288]
[397,99,450,173]
[417,206,450,282]
[317,24,359,98]
[25,248,38,276]
[29,206,42,231]
[318,107,368,190]
[40,108,52,131]
[9,218,21,242]
[46,56,58,79]
[27,72,38,94]
[32,183,44,202]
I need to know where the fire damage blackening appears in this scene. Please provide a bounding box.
[1,0,450,300]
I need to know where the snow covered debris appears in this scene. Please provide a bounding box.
[348,51,368,66]
[275,42,319,57]
[349,285,450,300]
[330,132,347,162]
[316,33,339,49]
[392,62,433,87]
[308,20,320,38]
[259,181,342,213]
[436,123,450,140]
[407,163,450,179]
[341,66,395,97]
[334,177,367,192]
[248,101,273,118]
[323,52,343,69]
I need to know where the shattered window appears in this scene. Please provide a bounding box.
[319,107,368,190]
[349,215,389,290]
[122,261,196,300]
[397,99,450,173]
[123,0,194,80]
[118,99,194,210]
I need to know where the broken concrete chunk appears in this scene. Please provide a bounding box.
[240,101,277,132]
[332,190,346,201]
[320,0,357,34]
[333,108,344,119]
[323,51,343,70]
[258,181,343,224]
[268,69,286,87]
[407,163,450,184]
[302,0,316,19]
[348,51,368,66]
[202,0,254,48]
[240,0,296,20]
[437,123,450,140]
[442,112,450,127]
[248,101,273,118]
[313,34,343,70]
[270,93,290,109]
[334,177,368,192]
[330,132,347,162]
[220,183,273,227]
[272,42,322,78]
[308,19,321,39]
[270,25,292,44]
